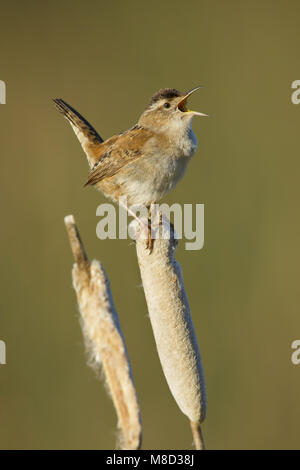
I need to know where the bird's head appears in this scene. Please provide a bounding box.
[138,87,208,132]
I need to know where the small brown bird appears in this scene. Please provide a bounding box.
[54,87,208,250]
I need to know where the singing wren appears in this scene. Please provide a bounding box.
[54,87,208,250]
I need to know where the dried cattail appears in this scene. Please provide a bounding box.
[64,215,142,450]
[134,218,206,449]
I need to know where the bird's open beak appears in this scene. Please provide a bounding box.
[177,86,209,117]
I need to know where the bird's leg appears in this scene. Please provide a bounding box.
[118,197,149,238]
[146,203,155,253]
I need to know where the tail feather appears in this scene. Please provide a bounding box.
[53,98,104,167]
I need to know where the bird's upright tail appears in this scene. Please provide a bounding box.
[53,98,104,167]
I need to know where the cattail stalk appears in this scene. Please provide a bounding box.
[134,219,206,449]
[64,215,142,450]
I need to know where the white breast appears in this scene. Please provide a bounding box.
[109,120,198,206]
[115,134,197,206]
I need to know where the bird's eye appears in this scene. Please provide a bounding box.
[164,102,170,109]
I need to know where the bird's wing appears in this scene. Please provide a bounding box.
[84,125,154,186]
[53,98,108,167]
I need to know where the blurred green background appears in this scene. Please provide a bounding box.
[0,0,300,450]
